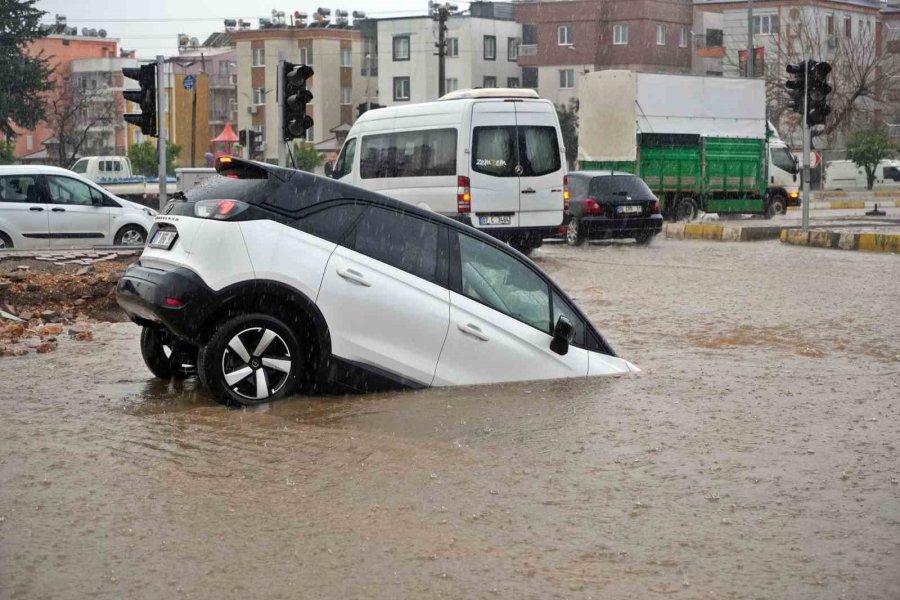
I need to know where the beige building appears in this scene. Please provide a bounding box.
[231,26,364,162]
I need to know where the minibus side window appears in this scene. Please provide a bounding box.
[360,129,458,179]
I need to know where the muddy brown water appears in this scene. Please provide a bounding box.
[1,239,898,599]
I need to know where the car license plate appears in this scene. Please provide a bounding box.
[478,215,512,226]
[149,229,177,250]
[616,205,642,214]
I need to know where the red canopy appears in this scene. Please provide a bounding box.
[212,122,239,143]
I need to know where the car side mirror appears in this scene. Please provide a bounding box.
[324,161,334,178]
[550,315,576,355]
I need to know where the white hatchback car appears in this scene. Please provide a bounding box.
[116,157,637,406]
[0,165,156,250]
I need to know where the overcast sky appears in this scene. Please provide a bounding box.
[36,0,436,57]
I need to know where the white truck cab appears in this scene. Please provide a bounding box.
[768,138,800,211]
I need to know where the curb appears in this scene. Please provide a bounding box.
[780,228,900,254]
[664,223,783,242]
[813,191,900,200]
[787,200,900,211]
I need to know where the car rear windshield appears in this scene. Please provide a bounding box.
[588,175,654,199]
[185,175,275,205]
[472,126,561,178]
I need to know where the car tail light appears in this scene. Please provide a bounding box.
[457,175,471,214]
[193,199,250,220]
[583,197,602,215]
[165,296,185,307]
[650,199,661,214]
[563,175,569,212]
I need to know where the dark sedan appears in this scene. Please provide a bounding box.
[564,171,663,246]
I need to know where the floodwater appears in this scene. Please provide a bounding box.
[2,239,898,599]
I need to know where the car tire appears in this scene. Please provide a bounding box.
[0,231,12,250]
[140,327,197,380]
[115,224,147,246]
[634,230,655,245]
[765,194,787,219]
[197,313,305,407]
[675,198,698,222]
[565,218,586,247]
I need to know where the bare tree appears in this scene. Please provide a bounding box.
[43,74,120,166]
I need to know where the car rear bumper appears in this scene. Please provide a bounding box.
[116,262,215,341]
[577,214,663,238]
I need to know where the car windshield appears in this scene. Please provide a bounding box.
[589,175,654,198]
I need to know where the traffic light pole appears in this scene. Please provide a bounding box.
[277,57,286,168]
[802,64,810,231]
[156,55,167,210]
[436,7,448,97]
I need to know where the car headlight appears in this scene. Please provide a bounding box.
[143,207,158,217]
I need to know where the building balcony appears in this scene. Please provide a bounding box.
[209,74,237,89]
[518,44,537,57]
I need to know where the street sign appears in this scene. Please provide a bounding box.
[810,151,822,169]
[183,74,195,91]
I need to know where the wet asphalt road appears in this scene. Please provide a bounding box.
[1,238,898,600]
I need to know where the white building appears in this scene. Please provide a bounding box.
[376,8,522,106]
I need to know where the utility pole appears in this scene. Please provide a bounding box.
[431,2,457,98]
[747,0,754,78]
[156,55,167,209]
[277,56,285,167]
[364,52,371,112]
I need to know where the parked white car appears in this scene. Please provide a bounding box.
[0,165,156,250]
[116,157,637,407]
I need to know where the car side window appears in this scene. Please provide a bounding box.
[551,290,585,346]
[0,175,42,203]
[47,176,95,206]
[456,233,551,333]
[296,200,366,243]
[331,138,356,179]
[348,206,440,283]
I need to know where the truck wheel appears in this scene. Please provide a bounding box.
[198,313,305,407]
[140,327,197,380]
[675,198,698,222]
[566,218,586,247]
[115,225,147,246]
[766,194,787,218]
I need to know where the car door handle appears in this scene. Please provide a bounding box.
[29,207,44,212]
[521,188,537,194]
[457,323,489,342]
[51,207,65,212]
[336,267,371,287]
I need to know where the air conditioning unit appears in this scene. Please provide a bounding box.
[247,105,258,114]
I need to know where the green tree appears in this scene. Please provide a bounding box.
[127,140,182,177]
[556,99,579,170]
[0,0,55,140]
[291,141,324,172]
[846,129,894,190]
[0,139,15,165]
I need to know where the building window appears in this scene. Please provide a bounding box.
[445,78,458,93]
[613,24,629,45]
[679,27,688,48]
[25,135,33,151]
[393,76,410,101]
[752,14,779,35]
[844,16,851,37]
[523,66,538,89]
[522,23,537,45]
[341,86,351,105]
[252,86,265,105]
[447,38,459,57]
[507,77,519,88]
[393,35,410,61]
[656,25,666,46]
[558,25,574,46]
[508,37,519,61]
[340,48,352,67]
[826,14,834,36]
[484,35,496,60]
[252,47,265,67]
[483,76,496,88]
[559,69,575,89]
[300,46,313,65]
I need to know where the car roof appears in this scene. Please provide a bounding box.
[570,171,640,179]
[0,165,82,176]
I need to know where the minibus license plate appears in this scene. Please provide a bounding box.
[149,230,178,250]
[479,215,511,226]
[616,205,642,214]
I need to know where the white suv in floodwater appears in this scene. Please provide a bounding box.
[116,157,637,406]
[0,165,156,249]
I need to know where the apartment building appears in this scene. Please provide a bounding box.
[516,0,694,106]
[231,24,364,161]
[375,3,522,106]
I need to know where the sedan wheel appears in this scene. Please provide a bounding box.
[566,218,585,247]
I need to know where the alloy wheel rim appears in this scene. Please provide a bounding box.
[567,219,578,244]
[221,327,292,401]
[121,229,144,245]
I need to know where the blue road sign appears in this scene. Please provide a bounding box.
[183,75,195,91]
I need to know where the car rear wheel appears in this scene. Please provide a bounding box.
[198,313,304,407]
[565,218,585,247]
[0,232,12,250]
[115,225,146,246]
[634,230,655,245]
[140,327,197,380]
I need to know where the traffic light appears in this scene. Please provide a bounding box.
[282,61,314,141]
[785,60,807,116]
[248,130,263,156]
[239,129,247,146]
[806,61,832,127]
[122,63,157,136]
